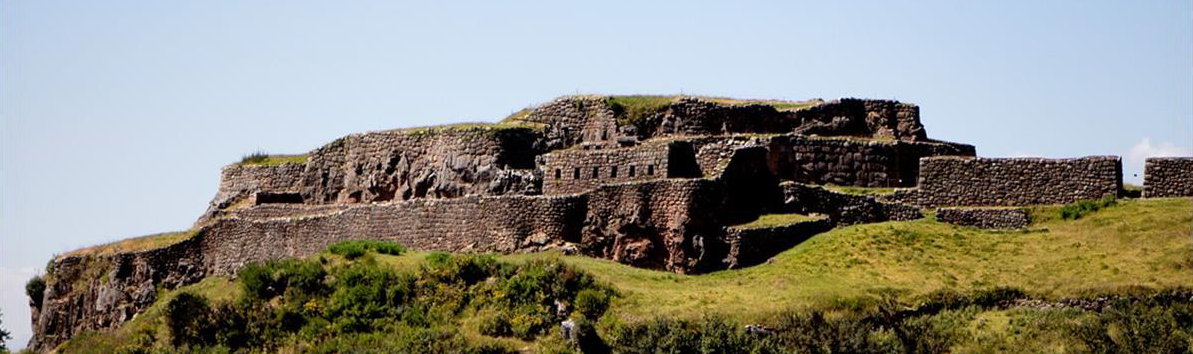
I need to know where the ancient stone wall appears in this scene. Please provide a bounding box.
[891,156,1123,207]
[792,98,927,141]
[199,127,546,223]
[936,207,1030,229]
[1143,157,1193,198]
[518,96,618,148]
[766,135,975,187]
[540,141,680,195]
[634,98,793,139]
[580,178,729,273]
[724,218,834,269]
[199,194,585,275]
[779,182,921,225]
[197,163,307,225]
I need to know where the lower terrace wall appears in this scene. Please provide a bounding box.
[580,178,730,273]
[891,156,1122,207]
[779,182,922,225]
[725,218,834,269]
[1144,157,1193,198]
[200,194,585,275]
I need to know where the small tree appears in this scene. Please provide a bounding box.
[0,309,12,353]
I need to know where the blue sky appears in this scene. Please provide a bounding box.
[1,0,1190,348]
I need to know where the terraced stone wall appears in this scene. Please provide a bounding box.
[766,135,975,187]
[580,178,730,273]
[792,98,927,141]
[517,96,618,148]
[540,141,685,195]
[200,127,546,223]
[1143,157,1193,198]
[892,156,1122,207]
[725,218,834,269]
[778,182,922,225]
[199,194,586,275]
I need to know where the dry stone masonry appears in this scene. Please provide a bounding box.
[890,156,1123,207]
[32,94,1179,352]
[1144,157,1193,198]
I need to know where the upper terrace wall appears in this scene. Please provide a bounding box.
[890,156,1122,207]
[201,127,546,223]
[517,96,619,149]
[517,96,933,147]
[765,135,975,187]
[1143,157,1193,198]
[540,141,702,195]
[792,98,926,141]
[684,134,974,187]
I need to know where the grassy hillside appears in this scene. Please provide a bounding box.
[51,198,1193,353]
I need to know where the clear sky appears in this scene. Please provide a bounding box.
[1,0,1190,349]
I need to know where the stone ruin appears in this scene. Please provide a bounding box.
[26,95,1193,351]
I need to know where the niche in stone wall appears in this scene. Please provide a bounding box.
[629,165,636,177]
[666,141,703,178]
[611,166,619,178]
[255,192,304,205]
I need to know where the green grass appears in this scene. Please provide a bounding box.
[61,230,196,258]
[604,95,679,126]
[703,97,822,111]
[499,198,1190,323]
[387,121,545,136]
[52,198,1193,353]
[730,212,823,229]
[238,153,309,165]
[820,184,898,196]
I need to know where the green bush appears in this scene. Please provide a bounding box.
[574,289,610,320]
[165,292,214,347]
[239,259,327,300]
[1060,195,1117,220]
[328,240,406,260]
[26,275,46,308]
[478,311,512,337]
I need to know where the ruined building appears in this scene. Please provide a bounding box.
[26,95,1193,351]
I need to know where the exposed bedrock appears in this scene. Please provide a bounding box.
[28,240,204,352]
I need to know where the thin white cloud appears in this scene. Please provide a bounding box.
[0,266,39,351]
[1124,138,1192,184]
[1128,138,1192,163]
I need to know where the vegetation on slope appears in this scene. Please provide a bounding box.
[53,198,1193,353]
[59,230,196,258]
[730,212,823,229]
[238,152,308,165]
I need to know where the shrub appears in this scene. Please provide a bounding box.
[165,292,214,346]
[478,310,512,337]
[239,151,269,164]
[574,289,610,320]
[1059,195,1117,220]
[328,240,406,260]
[239,259,328,300]
[26,275,46,308]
